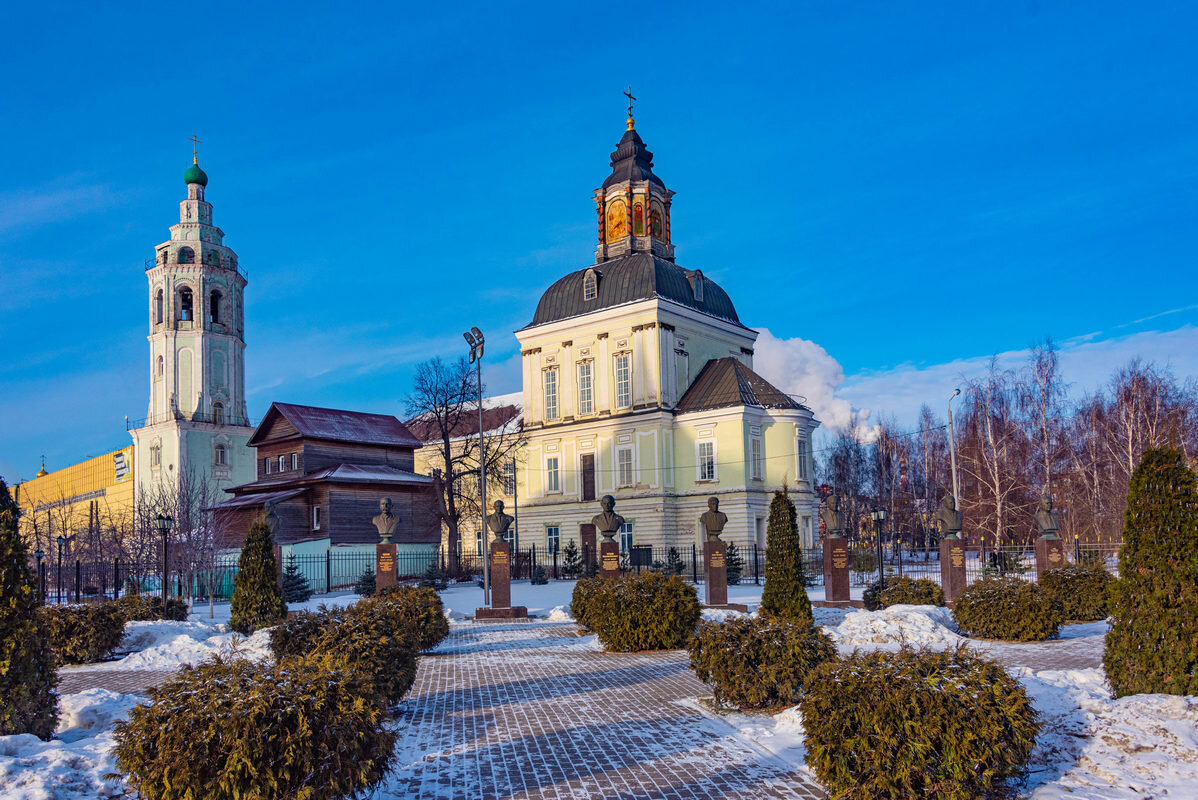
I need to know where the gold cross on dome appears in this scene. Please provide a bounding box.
[188,134,202,164]
[624,86,636,130]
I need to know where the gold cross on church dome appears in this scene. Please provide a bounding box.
[624,86,636,130]
[188,134,202,164]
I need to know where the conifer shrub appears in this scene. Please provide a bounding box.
[112,654,396,800]
[800,646,1038,800]
[1040,565,1112,621]
[114,594,188,622]
[228,521,286,634]
[419,562,448,590]
[953,577,1062,641]
[0,504,58,739]
[37,602,126,665]
[530,565,548,585]
[864,576,945,610]
[308,603,419,706]
[725,542,745,585]
[561,539,583,578]
[760,489,814,625]
[1105,447,1198,697]
[267,605,348,661]
[363,584,449,651]
[570,576,613,631]
[587,572,701,651]
[280,553,312,603]
[688,615,836,709]
[354,567,376,597]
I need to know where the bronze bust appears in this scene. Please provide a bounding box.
[1034,495,1060,540]
[591,495,625,542]
[819,495,844,538]
[262,500,281,536]
[486,500,515,542]
[700,496,728,541]
[372,497,399,544]
[934,494,963,539]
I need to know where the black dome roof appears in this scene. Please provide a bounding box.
[602,128,665,190]
[526,253,743,329]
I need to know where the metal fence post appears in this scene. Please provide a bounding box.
[325,548,331,595]
[753,543,760,585]
[553,547,559,580]
[75,559,81,603]
[691,544,698,584]
[114,558,121,600]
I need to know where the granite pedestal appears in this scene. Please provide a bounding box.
[823,537,851,604]
[1035,536,1065,578]
[940,538,966,605]
[475,540,527,620]
[701,540,748,612]
[376,543,397,592]
[599,540,620,579]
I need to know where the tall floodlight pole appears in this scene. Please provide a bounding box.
[464,327,488,606]
[156,514,173,606]
[947,388,961,510]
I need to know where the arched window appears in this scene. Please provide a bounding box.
[208,251,220,266]
[212,402,224,425]
[633,202,645,236]
[155,289,163,324]
[156,355,164,377]
[214,444,227,466]
[650,201,665,238]
[692,270,704,303]
[179,288,194,321]
[583,270,597,301]
[177,247,194,264]
[209,289,222,324]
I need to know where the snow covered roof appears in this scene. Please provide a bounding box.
[210,488,305,509]
[222,464,433,498]
[405,393,524,444]
[250,402,422,448]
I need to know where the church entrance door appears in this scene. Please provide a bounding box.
[580,454,596,501]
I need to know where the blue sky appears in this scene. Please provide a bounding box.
[2,1,1196,481]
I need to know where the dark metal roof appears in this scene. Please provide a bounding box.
[677,358,807,413]
[221,464,433,498]
[405,402,522,444]
[526,253,743,329]
[249,403,422,448]
[602,128,665,190]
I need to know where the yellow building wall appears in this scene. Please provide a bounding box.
[13,447,136,537]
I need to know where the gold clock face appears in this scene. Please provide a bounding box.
[607,201,628,241]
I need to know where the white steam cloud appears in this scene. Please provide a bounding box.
[752,328,873,435]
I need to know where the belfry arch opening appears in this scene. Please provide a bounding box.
[209,289,222,324]
[178,287,194,321]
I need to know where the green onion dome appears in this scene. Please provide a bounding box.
[183,161,208,186]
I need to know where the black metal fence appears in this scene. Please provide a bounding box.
[29,539,1122,605]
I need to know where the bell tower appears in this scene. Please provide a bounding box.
[130,147,255,497]
[594,89,675,263]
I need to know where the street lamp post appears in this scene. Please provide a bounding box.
[55,535,64,605]
[871,509,887,588]
[463,327,488,606]
[947,388,961,509]
[156,514,173,606]
[34,548,44,605]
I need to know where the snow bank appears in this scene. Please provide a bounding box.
[701,607,750,623]
[0,690,139,799]
[544,605,574,622]
[1021,668,1198,798]
[63,620,273,671]
[826,604,961,647]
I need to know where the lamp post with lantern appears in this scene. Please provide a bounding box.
[463,327,488,606]
[34,547,44,605]
[871,508,887,589]
[55,535,64,605]
[156,514,173,605]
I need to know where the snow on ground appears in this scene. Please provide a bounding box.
[826,604,962,648]
[1020,668,1198,799]
[61,619,273,673]
[187,590,361,625]
[0,690,138,799]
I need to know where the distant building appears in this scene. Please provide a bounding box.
[12,447,136,553]
[212,402,440,560]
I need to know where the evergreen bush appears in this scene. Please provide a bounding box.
[851,546,876,576]
[862,579,884,611]
[1105,447,1198,697]
[801,646,1038,800]
[561,539,583,578]
[0,503,58,739]
[355,567,377,597]
[760,489,814,625]
[953,577,1061,641]
[228,521,286,634]
[725,542,744,585]
[664,547,685,576]
[688,615,836,709]
[280,553,312,603]
[37,602,126,665]
[114,593,188,622]
[308,603,419,706]
[570,576,612,631]
[864,576,945,610]
[530,565,548,585]
[267,606,348,661]
[363,584,450,651]
[587,572,700,651]
[112,654,395,800]
[419,562,447,591]
[1040,565,1112,621]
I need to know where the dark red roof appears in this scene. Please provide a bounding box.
[677,358,807,413]
[405,403,521,444]
[250,402,422,448]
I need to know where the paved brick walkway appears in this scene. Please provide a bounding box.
[56,668,174,696]
[384,623,825,799]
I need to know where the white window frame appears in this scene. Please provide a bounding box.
[614,352,632,409]
[696,439,717,482]
[543,368,559,421]
[312,505,321,530]
[264,456,271,475]
[617,446,634,487]
[501,461,516,495]
[151,445,161,468]
[291,452,298,470]
[545,456,561,493]
[797,434,810,481]
[750,436,763,481]
[546,525,560,554]
[583,273,597,301]
[577,361,594,416]
[475,529,484,556]
[214,445,227,466]
[619,521,633,553]
[278,455,286,473]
